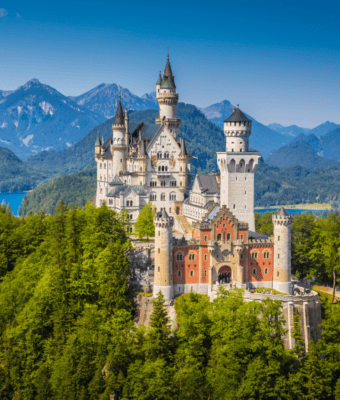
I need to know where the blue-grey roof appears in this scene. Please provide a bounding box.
[106,185,147,197]
[142,124,161,141]
[197,175,219,195]
[129,122,143,134]
[109,175,123,185]
[204,205,220,221]
[248,231,269,240]
[224,108,251,123]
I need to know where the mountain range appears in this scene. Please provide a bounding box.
[0,78,339,164]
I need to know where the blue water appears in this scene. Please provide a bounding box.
[255,208,327,215]
[0,192,27,216]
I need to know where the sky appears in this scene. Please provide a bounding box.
[0,0,339,128]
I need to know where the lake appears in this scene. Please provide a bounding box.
[0,192,27,216]
[255,208,327,215]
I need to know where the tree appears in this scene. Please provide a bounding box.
[133,202,156,240]
[309,214,340,303]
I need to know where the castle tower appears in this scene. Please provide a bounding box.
[155,55,180,139]
[153,209,174,302]
[111,94,127,177]
[95,134,101,155]
[272,207,293,295]
[178,136,192,194]
[217,107,260,231]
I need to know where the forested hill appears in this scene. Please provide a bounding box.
[0,146,46,192]
[19,159,340,215]
[25,104,225,178]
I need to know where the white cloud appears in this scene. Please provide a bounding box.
[0,8,8,17]
[16,12,22,19]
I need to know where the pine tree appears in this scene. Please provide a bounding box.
[133,202,156,240]
[291,310,306,360]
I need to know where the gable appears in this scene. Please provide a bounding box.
[147,125,181,158]
[191,176,201,193]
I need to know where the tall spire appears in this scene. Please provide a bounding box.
[95,133,101,146]
[161,54,176,89]
[156,71,162,85]
[180,136,188,156]
[114,92,124,125]
[101,135,105,147]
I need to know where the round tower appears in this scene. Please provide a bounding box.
[272,207,293,295]
[153,209,174,302]
[156,54,180,139]
[223,107,252,153]
[111,94,127,177]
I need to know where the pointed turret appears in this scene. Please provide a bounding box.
[156,71,162,85]
[161,54,176,89]
[101,136,105,147]
[180,136,189,156]
[278,206,288,217]
[114,93,125,126]
[95,134,101,147]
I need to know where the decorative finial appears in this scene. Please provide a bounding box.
[237,104,239,108]
[119,92,121,100]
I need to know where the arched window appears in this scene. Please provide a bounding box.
[180,166,182,172]
[190,270,194,277]
[233,204,236,209]
[189,253,195,261]
[169,192,176,201]
[177,270,182,277]
[227,233,231,240]
[150,193,157,201]
[158,166,161,171]
[157,151,162,159]
[164,151,169,158]
[162,166,165,172]
[100,163,102,169]
[217,233,222,241]
[251,252,258,259]
[176,253,183,261]
[252,268,257,275]
[129,214,133,220]
[161,193,166,201]
[229,159,236,172]
[264,268,268,274]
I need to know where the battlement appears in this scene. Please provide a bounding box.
[247,238,273,244]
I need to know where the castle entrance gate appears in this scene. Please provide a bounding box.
[218,266,232,284]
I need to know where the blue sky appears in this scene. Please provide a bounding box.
[0,0,339,128]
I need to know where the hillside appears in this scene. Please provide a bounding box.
[200,100,291,158]
[19,169,96,215]
[20,159,340,215]
[265,141,340,169]
[71,84,158,119]
[0,146,45,192]
[25,103,225,177]
[267,123,309,137]
[308,121,340,137]
[0,79,104,159]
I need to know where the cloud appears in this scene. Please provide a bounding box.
[0,8,8,18]
[16,12,22,19]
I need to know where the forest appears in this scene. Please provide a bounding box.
[1,202,340,399]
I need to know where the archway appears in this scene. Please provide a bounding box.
[176,206,180,215]
[218,266,232,284]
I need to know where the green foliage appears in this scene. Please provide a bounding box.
[255,211,276,236]
[133,202,156,239]
[0,146,46,192]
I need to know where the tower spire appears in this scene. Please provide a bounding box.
[161,54,176,89]
[114,92,124,125]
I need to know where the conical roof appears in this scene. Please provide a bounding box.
[224,107,251,123]
[101,135,105,147]
[95,134,101,146]
[160,54,176,89]
[278,206,288,217]
[114,94,125,125]
[156,71,162,85]
[180,136,188,156]
[110,175,123,185]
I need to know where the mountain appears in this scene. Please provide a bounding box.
[265,141,340,169]
[0,146,46,192]
[25,103,225,178]
[71,84,159,119]
[200,100,291,158]
[0,79,105,160]
[308,121,340,137]
[267,123,309,137]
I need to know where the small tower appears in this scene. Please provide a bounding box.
[137,135,147,185]
[156,71,162,93]
[124,106,129,145]
[217,107,260,231]
[178,136,192,194]
[272,207,293,295]
[155,54,180,139]
[111,94,127,177]
[153,209,174,302]
[95,134,101,155]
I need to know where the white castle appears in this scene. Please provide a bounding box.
[95,55,192,226]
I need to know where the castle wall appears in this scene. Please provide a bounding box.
[247,244,274,284]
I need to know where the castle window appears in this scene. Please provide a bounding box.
[278,235,280,241]
[265,268,268,274]
[104,163,106,168]
[223,223,226,228]
[264,251,270,259]
[161,193,166,201]
[169,193,176,201]
[204,270,208,276]
[204,235,207,241]
[245,205,247,209]
[169,208,172,213]
[120,159,122,163]
[227,233,231,240]
[161,181,166,187]
[204,255,208,260]
[100,189,102,194]
[157,151,162,159]
[158,248,160,254]
[130,227,133,233]
[190,270,194,277]
[158,231,160,236]
[158,267,160,272]
[245,191,247,195]
[150,193,157,201]
[278,254,280,259]
[240,253,244,260]
[180,167,182,172]
[109,199,113,205]
[140,167,142,172]
[277,271,279,277]
[241,234,244,241]
[164,151,169,158]
[217,233,222,241]
[251,252,258,259]
[177,271,182,277]
[252,268,257,275]
[100,163,102,168]
[176,253,183,261]
[233,204,236,209]
[129,214,133,220]
[180,181,182,186]
[245,177,247,181]
[189,253,195,261]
